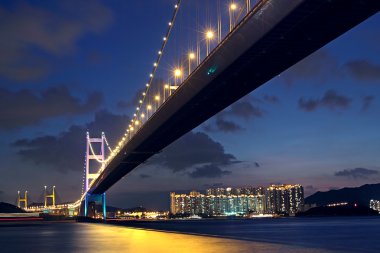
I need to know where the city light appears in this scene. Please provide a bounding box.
[206,30,214,39]
[189,52,195,59]
[174,68,182,77]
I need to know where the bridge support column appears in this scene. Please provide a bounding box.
[82,193,106,219]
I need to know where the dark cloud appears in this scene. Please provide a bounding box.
[151,132,240,173]
[214,116,243,132]
[0,1,113,81]
[204,98,264,133]
[263,95,280,103]
[254,162,260,168]
[361,95,375,111]
[298,90,352,112]
[228,100,264,119]
[0,87,103,130]
[344,60,380,81]
[139,174,151,179]
[334,168,379,179]
[12,110,129,173]
[188,164,232,179]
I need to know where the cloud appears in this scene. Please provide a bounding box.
[344,60,380,81]
[334,168,379,179]
[151,132,240,173]
[298,90,352,112]
[0,86,103,130]
[188,164,232,179]
[254,162,260,168]
[12,110,129,173]
[139,174,151,179]
[361,95,375,111]
[0,1,113,81]
[262,95,279,103]
[204,98,264,133]
[214,116,243,132]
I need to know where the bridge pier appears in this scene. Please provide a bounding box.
[81,193,106,219]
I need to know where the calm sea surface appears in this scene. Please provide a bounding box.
[0,217,379,253]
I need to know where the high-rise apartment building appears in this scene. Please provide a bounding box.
[171,185,304,216]
[265,184,304,215]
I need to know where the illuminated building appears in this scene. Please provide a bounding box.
[370,199,380,213]
[170,188,266,216]
[265,184,304,215]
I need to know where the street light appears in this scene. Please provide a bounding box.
[146,104,152,118]
[229,3,238,32]
[164,84,170,100]
[174,68,182,85]
[154,95,160,110]
[188,52,196,75]
[205,30,214,55]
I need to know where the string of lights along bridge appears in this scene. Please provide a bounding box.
[83,0,262,200]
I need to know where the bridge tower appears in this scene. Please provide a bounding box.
[17,190,28,209]
[44,186,56,208]
[83,132,107,219]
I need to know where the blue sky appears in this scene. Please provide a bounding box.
[0,0,379,209]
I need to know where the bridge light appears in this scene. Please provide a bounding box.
[188,52,196,75]
[206,30,214,40]
[189,52,196,60]
[230,3,237,10]
[158,51,162,55]
[136,107,140,111]
[147,104,152,110]
[174,68,182,77]
[205,30,215,55]
[141,113,145,118]
[142,92,146,96]
[153,62,157,67]
[135,120,140,126]
[163,37,167,41]
[168,22,172,26]
[155,95,160,101]
[149,73,153,78]
[139,100,143,104]
[164,84,170,89]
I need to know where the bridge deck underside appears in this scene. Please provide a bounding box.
[90,0,380,194]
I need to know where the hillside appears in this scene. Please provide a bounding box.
[297,204,379,217]
[0,202,26,213]
[305,183,380,206]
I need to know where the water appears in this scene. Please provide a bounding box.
[0,217,379,253]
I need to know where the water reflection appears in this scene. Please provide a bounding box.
[0,222,336,253]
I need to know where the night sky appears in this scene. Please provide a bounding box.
[1,0,379,210]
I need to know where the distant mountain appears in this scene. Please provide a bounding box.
[297,204,379,217]
[305,183,380,206]
[0,202,26,213]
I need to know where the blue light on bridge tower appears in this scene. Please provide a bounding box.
[102,193,106,220]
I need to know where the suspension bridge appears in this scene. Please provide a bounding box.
[16,0,380,218]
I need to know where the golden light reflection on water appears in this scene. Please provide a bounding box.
[76,223,333,253]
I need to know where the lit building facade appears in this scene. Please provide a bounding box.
[170,188,266,216]
[265,184,304,215]
[370,199,380,213]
